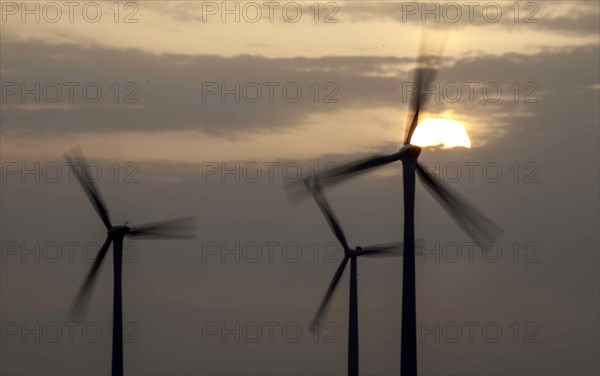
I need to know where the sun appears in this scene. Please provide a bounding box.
[411,118,471,148]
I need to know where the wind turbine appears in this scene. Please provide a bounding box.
[65,147,196,376]
[288,36,502,376]
[303,176,408,376]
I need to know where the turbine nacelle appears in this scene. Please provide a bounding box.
[108,224,131,237]
[347,246,363,257]
[399,144,422,160]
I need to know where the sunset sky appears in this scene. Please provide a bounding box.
[1,1,599,375]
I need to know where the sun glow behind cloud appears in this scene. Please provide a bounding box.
[411,118,471,148]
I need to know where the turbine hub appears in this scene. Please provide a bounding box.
[108,225,130,237]
[399,144,422,160]
[349,246,363,256]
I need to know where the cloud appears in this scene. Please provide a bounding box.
[341,1,600,36]
[0,40,409,137]
[141,1,600,37]
[2,39,597,149]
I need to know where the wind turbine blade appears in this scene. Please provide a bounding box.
[69,236,112,321]
[361,239,426,257]
[404,32,446,145]
[310,255,350,332]
[64,146,112,229]
[305,178,350,250]
[285,153,402,203]
[128,233,196,240]
[128,216,196,239]
[360,242,405,257]
[324,154,402,184]
[416,162,503,246]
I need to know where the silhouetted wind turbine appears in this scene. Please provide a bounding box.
[304,176,408,376]
[288,34,502,376]
[65,147,196,376]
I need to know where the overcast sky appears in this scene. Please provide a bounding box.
[1,1,599,375]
